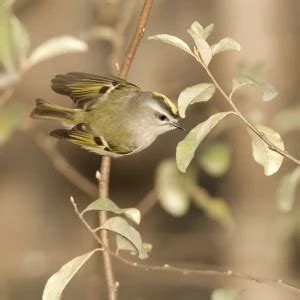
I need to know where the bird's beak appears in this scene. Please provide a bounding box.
[172,122,186,131]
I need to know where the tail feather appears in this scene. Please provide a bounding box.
[30,98,78,122]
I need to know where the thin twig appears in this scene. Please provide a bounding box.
[195,55,300,165]
[97,1,154,300]
[136,189,158,217]
[70,196,300,296]
[32,132,97,197]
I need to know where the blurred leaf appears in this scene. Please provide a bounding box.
[176,112,233,173]
[257,81,278,102]
[277,167,300,212]
[0,2,29,72]
[155,159,196,217]
[0,71,19,88]
[10,15,30,58]
[148,34,193,55]
[80,25,115,41]
[42,249,100,300]
[28,36,88,67]
[178,83,215,118]
[247,125,284,176]
[191,22,214,40]
[211,38,241,56]
[273,106,300,134]
[191,186,234,228]
[198,142,231,177]
[116,235,152,256]
[230,77,256,98]
[188,28,212,65]
[0,103,23,145]
[211,288,240,300]
[82,198,141,225]
[100,216,148,259]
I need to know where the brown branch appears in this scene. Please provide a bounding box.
[97,1,154,300]
[195,55,300,165]
[70,196,300,296]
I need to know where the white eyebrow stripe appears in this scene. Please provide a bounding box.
[147,102,174,119]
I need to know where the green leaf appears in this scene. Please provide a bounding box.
[230,77,256,98]
[0,103,23,145]
[211,288,240,300]
[10,15,30,58]
[188,29,212,65]
[116,235,152,256]
[191,186,234,228]
[257,81,278,102]
[148,34,193,55]
[28,36,88,67]
[0,2,29,71]
[198,142,231,177]
[82,198,141,225]
[190,22,214,40]
[42,249,100,300]
[277,167,300,212]
[178,83,215,118]
[247,125,284,176]
[100,216,148,259]
[211,38,241,56]
[176,112,233,172]
[155,159,195,217]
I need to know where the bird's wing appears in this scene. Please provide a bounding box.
[51,72,140,110]
[50,123,133,156]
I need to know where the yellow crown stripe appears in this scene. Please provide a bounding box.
[153,92,178,116]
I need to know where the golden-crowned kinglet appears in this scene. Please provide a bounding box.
[31,72,185,157]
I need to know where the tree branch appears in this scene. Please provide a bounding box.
[70,196,300,296]
[194,55,300,165]
[98,1,154,300]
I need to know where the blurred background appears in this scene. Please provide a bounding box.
[1,0,300,299]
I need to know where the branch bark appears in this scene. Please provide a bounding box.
[98,1,154,300]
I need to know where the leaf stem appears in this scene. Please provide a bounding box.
[97,1,154,300]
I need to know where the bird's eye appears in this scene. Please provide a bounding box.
[159,114,167,121]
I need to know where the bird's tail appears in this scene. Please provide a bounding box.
[30,98,78,123]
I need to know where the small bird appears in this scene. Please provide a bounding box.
[31,72,184,157]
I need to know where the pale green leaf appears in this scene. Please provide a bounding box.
[148,34,193,55]
[28,36,88,67]
[192,186,234,228]
[277,167,300,212]
[100,217,148,259]
[155,159,195,217]
[82,198,141,225]
[211,38,241,56]
[10,15,30,58]
[230,77,256,98]
[116,234,137,255]
[178,83,215,118]
[42,249,100,300]
[176,112,233,172]
[116,235,152,256]
[188,29,212,65]
[0,103,23,145]
[198,142,231,177]
[257,81,278,101]
[247,125,284,176]
[80,26,115,42]
[211,288,240,300]
[190,22,214,40]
